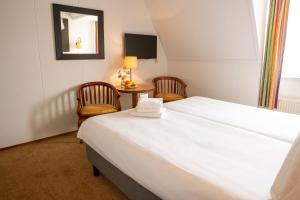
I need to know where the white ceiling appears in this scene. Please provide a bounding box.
[145,0,261,62]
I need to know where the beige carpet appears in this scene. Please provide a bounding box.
[0,133,128,200]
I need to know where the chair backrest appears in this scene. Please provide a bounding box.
[77,82,121,111]
[152,76,187,97]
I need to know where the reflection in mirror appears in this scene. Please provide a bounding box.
[60,12,98,54]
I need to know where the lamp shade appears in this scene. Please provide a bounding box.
[123,56,138,69]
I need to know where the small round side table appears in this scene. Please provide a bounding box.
[116,84,155,108]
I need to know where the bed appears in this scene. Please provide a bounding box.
[78,97,300,200]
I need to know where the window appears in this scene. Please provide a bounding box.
[282,0,300,78]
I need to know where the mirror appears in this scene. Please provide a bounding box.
[53,4,104,60]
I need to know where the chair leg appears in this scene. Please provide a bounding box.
[93,165,100,176]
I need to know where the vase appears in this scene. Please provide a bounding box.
[121,79,125,88]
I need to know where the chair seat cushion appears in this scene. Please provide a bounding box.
[155,93,184,102]
[80,104,118,117]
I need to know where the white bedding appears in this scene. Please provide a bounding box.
[78,97,298,200]
[272,134,300,200]
[165,97,300,143]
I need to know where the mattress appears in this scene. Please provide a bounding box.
[78,97,298,200]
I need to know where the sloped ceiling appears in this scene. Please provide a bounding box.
[144,0,268,106]
[145,0,264,62]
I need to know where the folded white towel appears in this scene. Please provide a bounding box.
[130,108,166,118]
[137,98,163,109]
[135,107,163,113]
[139,93,149,99]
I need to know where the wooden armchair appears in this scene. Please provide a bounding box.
[152,76,187,103]
[77,82,121,127]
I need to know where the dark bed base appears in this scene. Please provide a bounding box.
[86,145,161,200]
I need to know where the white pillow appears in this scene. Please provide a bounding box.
[271,133,300,200]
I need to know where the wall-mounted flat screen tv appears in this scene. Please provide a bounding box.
[124,33,157,59]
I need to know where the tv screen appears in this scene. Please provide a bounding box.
[124,33,157,59]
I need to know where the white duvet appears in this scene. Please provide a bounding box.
[164,97,300,143]
[78,97,300,200]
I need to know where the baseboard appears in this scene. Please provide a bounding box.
[0,130,78,151]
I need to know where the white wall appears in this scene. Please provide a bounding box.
[168,60,261,105]
[145,0,265,106]
[0,0,167,148]
[251,0,269,57]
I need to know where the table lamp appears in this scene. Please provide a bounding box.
[123,56,138,81]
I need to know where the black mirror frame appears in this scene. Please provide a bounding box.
[52,3,105,60]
